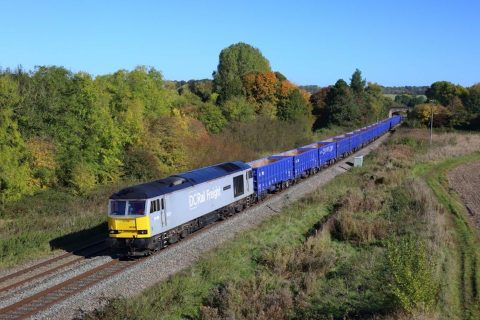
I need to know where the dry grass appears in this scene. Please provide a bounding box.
[332,212,389,244]
[328,187,389,244]
[391,128,480,162]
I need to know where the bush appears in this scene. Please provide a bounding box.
[70,162,97,195]
[385,236,437,313]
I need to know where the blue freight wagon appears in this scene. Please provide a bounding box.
[275,147,319,178]
[370,124,379,141]
[334,134,352,157]
[378,121,388,135]
[382,120,390,133]
[360,128,370,146]
[355,128,367,148]
[362,125,375,143]
[347,131,362,151]
[303,141,337,166]
[248,156,294,197]
[391,115,401,127]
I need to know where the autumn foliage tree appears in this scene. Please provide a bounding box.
[213,43,271,104]
[242,71,278,106]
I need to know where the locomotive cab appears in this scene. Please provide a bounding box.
[108,199,151,238]
[108,197,167,255]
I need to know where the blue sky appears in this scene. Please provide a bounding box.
[1,0,479,86]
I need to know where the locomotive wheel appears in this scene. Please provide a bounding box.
[169,234,179,244]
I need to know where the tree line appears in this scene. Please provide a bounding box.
[2,42,471,205]
[0,43,319,203]
[381,85,428,95]
[408,81,480,127]
[309,69,392,128]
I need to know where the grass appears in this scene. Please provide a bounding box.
[0,182,132,268]
[415,153,480,319]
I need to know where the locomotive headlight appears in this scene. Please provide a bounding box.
[138,230,148,235]
[109,229,119,234]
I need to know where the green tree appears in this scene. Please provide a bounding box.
[125,66,172,117]
[55,72,122,192]
[277,88,311,122]
[365,82,388,122]
[96,70,145,146]
[274,71,287,82]
[325,79,359,125]
[0,76,33,203]
[197,102,228,133]
[466,84,480,114]
[221,96,256,122]
[310,86,331,129]
[425,81,467,107]
[386,236,437,312]
[394,94,426,107]
[15,66,73,138]
[213,42,271,103]
[350,68,366,95]
[188,79,213,102]
[310,86,331,116]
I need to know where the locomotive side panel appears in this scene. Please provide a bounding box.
[152,170,254,236]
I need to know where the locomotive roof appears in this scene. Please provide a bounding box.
[110,161,251,200]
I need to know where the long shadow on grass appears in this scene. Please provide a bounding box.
[49,222,111,258]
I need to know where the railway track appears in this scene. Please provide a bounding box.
[0,222,219,319]
[0,241,108,296]
[0,258,138,320]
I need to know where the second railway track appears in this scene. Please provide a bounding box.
[0,241,108,296]
[0,220,219,319]
[0,258,138,320]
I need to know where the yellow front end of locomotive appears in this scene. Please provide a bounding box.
[108,215,151,238]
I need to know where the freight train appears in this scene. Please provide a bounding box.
[108,115,402,256]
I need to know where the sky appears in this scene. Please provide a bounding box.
[1,0,479,87]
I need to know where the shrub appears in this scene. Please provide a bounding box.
[70,162,97,195]
[385,236,438,313]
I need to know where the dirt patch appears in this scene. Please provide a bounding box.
[448,161,480,228]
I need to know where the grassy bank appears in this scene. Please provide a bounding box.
[416,154,480,319]
[0,182,130,268]
[79,128,480,320]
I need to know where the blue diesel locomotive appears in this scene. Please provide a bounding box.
[108,115,402,255]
